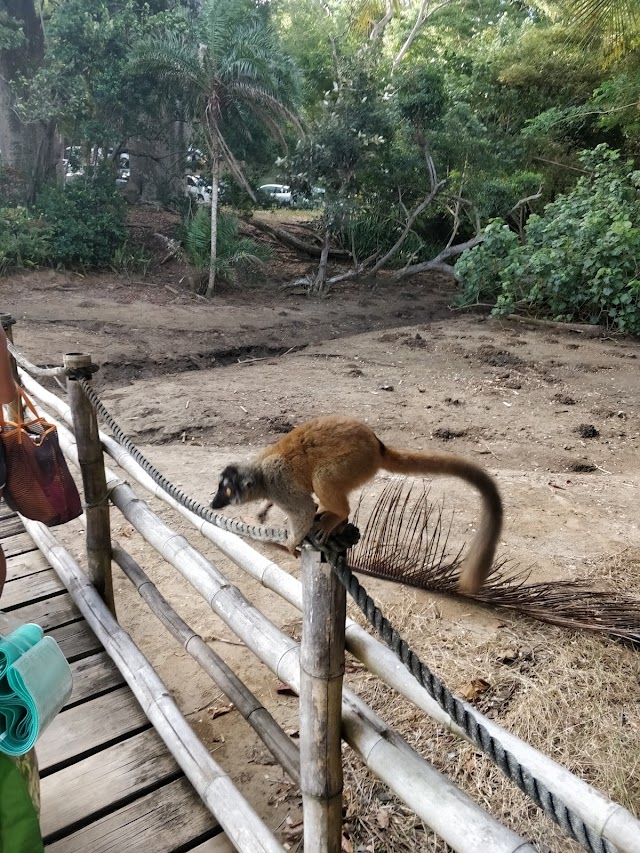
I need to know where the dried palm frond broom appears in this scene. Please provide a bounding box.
[347,480,640,645]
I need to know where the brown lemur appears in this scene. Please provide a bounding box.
[210,415,503,594]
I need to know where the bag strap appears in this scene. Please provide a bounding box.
[0,388,56,444]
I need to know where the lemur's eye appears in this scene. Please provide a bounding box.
[225,487,232,497]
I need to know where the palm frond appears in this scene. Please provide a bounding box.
[253,107,288,151]
[558,0,640,59]
[224,82,304,136]
[183,208,271,279]
[348,481,640,644]
[130,33,204,88]
[212,126,256,199]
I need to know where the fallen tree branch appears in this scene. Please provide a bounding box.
[244,217,350,259]
[367,175,446,277]
[504,314,611,336]
[394,233,485,281]
[153,232,186,264]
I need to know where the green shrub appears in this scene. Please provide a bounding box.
[0,207,51,274]
[36,168,128,268]
[183,208,271,283]
[456,146,640,334]
[331,202,434,266]
[110,242,151,275]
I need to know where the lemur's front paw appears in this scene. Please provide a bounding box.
[332,522,361,550]
[311,514,333,541]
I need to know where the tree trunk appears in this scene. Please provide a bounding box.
[311,229,331,294]
[0,1,61,201]
[245,217,350,259]
[206,138,221,298]
[127,118,188,205]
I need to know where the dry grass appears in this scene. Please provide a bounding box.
[339,556,640,852]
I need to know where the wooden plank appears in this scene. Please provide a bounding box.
[48,620,101,660]
[8,593,81,633]
[2,530,37,558]
[5,548,50,582]
[40,728,180,838]
[45,777,218,853]
[64,651,125,709]
[188,836,236,853]
[1,568,65,609]
[0,503,16,521]
[38,686,149,772]
[0,514,25,538]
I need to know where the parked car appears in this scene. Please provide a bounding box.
[63,163,84,182]
[258,183,292,206]
[185,174,213,204]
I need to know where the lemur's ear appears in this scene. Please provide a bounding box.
[239,472,254,490]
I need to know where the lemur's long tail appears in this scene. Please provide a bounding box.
[379,445,503,594]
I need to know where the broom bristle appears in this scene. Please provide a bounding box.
[348,480,640,645]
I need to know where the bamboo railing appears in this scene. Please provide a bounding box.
[20,369,535,853]
[20,368,640,853]
[9,326,640,853]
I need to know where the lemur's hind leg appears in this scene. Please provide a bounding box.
[280,493,318,554]
[311,478,351,542]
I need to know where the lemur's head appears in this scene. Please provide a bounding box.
[210,464,260,509]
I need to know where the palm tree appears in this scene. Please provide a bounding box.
[132,0,301,296]
[556,0,639,60]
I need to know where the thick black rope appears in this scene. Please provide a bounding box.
[317,544,617,853]
[76,376,616,853]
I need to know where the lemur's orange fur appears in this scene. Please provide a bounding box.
[210,415,503,594]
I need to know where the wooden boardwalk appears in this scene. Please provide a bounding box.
[0,506,234,853]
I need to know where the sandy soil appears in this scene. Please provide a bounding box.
[4,210,640,850]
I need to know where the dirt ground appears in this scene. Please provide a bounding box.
[4,209,640,851]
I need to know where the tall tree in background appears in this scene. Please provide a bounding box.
[0,0,61,200]
[132,0,301,296]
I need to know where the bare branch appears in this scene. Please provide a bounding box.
[370,1,395,39]
[391,0,453,72]
[311,229,332,294]
[532,156,590,174]
[444,163,467,250]
[508,183,543,242]
[368,180,445,276]
[394,233,486,281]
[508,184,543,217]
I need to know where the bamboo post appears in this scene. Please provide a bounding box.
[299,544,345,853]
[63,353,115,615]
[0,313,22,422]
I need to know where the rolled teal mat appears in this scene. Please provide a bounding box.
[0,624,73,756]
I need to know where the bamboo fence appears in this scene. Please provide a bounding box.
[22,517,284,853]
[22,371,535,853]
[16,364,640,853]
